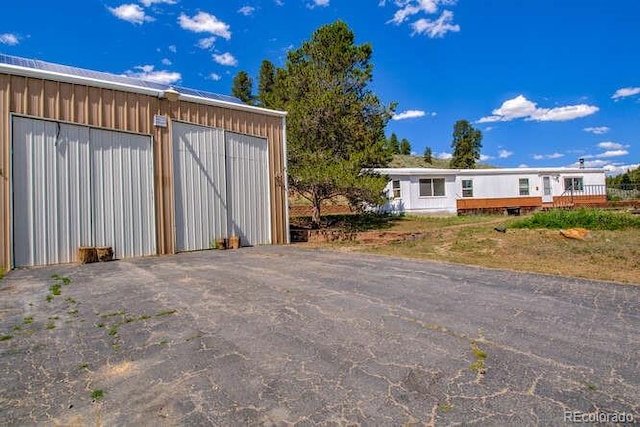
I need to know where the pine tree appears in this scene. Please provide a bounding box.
[399,138,411,155]
[268,21,395,226]
[257,60,276,108]
[231,71,254,104]
[450,120,482,169]
[424,146,433,164]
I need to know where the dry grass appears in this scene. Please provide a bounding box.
[307,215,640,284]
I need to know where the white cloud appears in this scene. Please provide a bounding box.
[534,104,599,122]
[437,152,452,160]
[238,6,256,15]
[518,164,529,168]
[611,87,640,100]
[533,152,564,160]
[597,150,629,158]
[479,154,493,161]
[498,149,513,159]
[392,110,426,120]
[161,58,172,65]
[597,141,627,150]
[411,10,460,38]
[386,0,459,38]
[478,95,598,123]
[209,73,222,81]
[139,0,176,6]
[124,65,181,84]
[389,0,444,24]
[275,0,284,5]
[603,163,640,176]
[168,45,177,53]
[197,36,216,49]
[307,0,329,8]
[178,12,231,39]
[213,52,238,66]
[484,126,494,132]
[109,4,153,24]
[0,33,19,45]
[583,126,609,135]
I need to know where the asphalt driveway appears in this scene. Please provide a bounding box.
[1,247,638,425]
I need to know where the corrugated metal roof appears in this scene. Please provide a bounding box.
[0,53,248,108]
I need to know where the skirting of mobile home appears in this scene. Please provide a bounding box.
[374,167,607,215]
[0,54,289,269]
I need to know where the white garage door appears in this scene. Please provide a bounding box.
[12,117,156,267]
[225,132,271,246]
[172,122,228,251]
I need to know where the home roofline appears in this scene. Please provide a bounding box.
[371,167,605,176]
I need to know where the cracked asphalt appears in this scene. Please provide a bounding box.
[0,246,638,426]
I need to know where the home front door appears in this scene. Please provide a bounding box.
[541,176,553,203]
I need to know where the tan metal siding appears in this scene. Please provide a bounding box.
[0,73,287,270]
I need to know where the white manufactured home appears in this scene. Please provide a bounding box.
[374,167,607,215]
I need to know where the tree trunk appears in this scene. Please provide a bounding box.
[311,192,322,228]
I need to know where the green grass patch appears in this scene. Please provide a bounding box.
[512,208,640,231]
[0,334,13,341]
[49,283,61,296]
[51,274,71,285]
[23,316,34,325]
[438,402,453,413]
[91,389,104,400]
[45,321,56,330]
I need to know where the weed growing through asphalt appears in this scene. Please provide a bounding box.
[23,316,34,325]
[98,309,176,351]
[438,403,453,413]
[0,334,13,341]
[45,321,56,330]
[155,309,177,317]
[51,274,71,286]
[469,341,487,373]
[91,389,104,400]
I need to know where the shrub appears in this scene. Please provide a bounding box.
[511,208,640,231]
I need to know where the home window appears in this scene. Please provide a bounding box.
[564,177,584,191]
[519,178,529,196]
[419,178,445,197]
[392,180,401,199]
[462,179,473,197]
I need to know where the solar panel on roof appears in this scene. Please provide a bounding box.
[0,53,245,106]
[175,86,244,105]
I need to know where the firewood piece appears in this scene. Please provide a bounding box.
[96,246,114,262]
[78,247,98,264]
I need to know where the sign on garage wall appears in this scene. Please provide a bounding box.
[12,116,156,267]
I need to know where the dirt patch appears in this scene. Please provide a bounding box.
[297,215,640,284]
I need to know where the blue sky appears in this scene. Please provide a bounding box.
[2,0,639,174]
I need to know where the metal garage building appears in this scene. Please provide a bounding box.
[0,54,289,269]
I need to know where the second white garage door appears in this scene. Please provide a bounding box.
[172,123,271,251]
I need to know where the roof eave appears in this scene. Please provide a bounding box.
[0,63,287,118]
